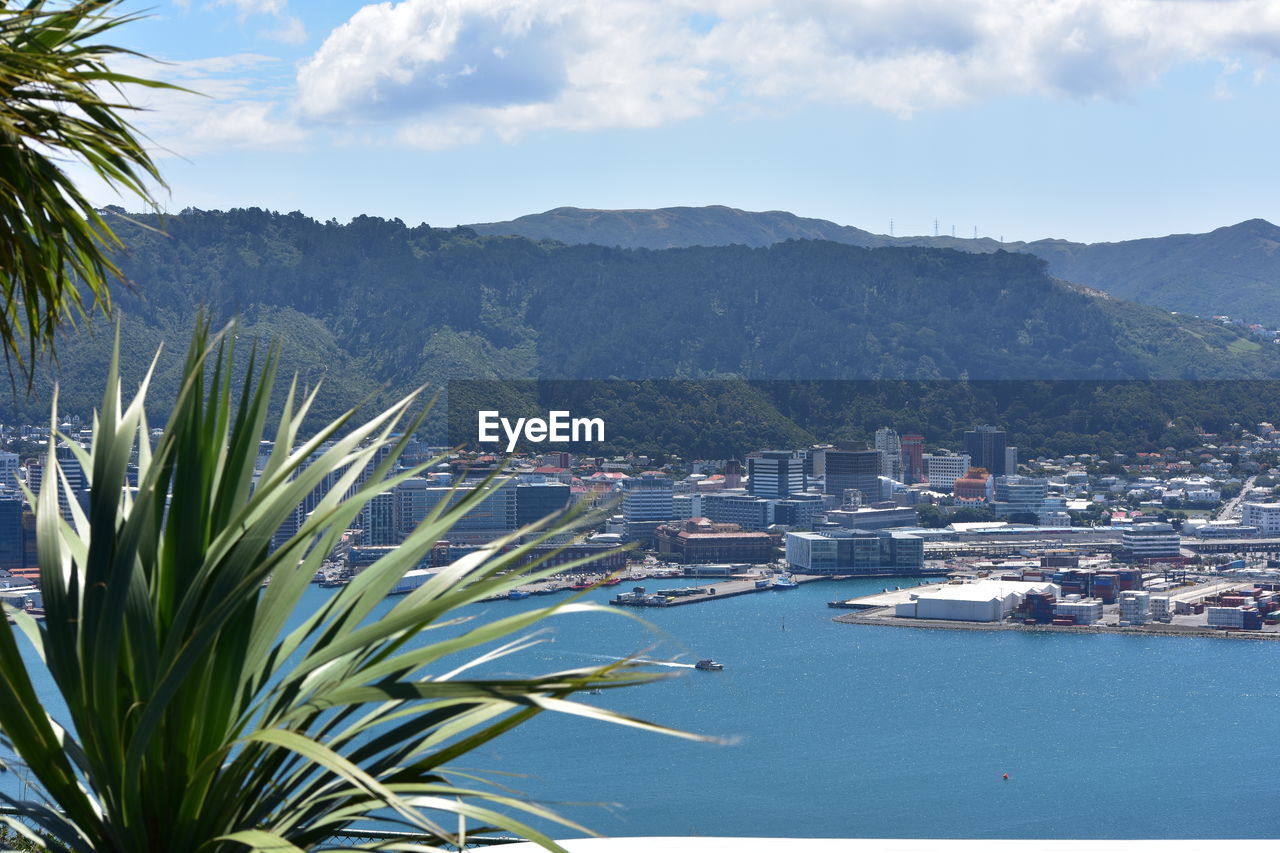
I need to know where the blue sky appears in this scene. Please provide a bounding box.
[93,0,1280,243]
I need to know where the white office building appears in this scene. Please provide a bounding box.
[747,451,805,499]
[923,453,971,492]
[874,428,903,481]
[1120,522,1181,561]
[1241,502,1280,537]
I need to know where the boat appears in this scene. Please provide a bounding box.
[772,575,799,590]
[530,586,559,595]
[694,659,724,671]
[755,578,773,589]
[507,589,531,600]
[602,576,623,586]
[568,580,594,591]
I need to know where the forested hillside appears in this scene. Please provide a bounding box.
[9,208,1280,454]
[471,207,1280,324]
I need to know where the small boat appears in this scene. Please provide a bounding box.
[694,659,724,671]
[772,575,799,590]
[530,586,559,596]
[601,576,623,586]
[568,580,594,591]
[507,589,531,600]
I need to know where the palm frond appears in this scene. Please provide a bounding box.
[0,0,182,381]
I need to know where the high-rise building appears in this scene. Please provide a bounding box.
[516,481,572,526]
[723,460,743,490]
[814,445,883,506]
[964,425,1008,476]
[362,491,397,545]
[748,451,805,499]
[923,453,971,492]
[874,428,903,481]
[1005,446,1018,475]
[0,495,24,569]
[0,452,20,490]
[393,476,518,543]
[900,434,925,484]
[622,473,675,543]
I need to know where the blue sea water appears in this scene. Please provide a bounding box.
[6,575,1279,839]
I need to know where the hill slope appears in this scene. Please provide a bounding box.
[6,208,1278,442]
[469,207,1280,324]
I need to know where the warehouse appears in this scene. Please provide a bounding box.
[894,580,1060,622]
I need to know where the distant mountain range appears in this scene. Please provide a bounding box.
[468,207,1280,324]
[1,206,1269,425]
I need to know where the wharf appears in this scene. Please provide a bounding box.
[608,574,830,608]
[831,579,1280,639]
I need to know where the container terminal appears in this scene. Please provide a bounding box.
[830,561,1280,638]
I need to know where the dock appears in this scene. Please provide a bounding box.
[608,574,828,607]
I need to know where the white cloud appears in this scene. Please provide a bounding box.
[116,54,307,156]
[210,0,306,43]
[292,0,1280,147]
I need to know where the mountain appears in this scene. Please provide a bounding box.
[468,207,1280,324]
[6,207,1279,456]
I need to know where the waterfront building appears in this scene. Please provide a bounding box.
[1119,522,1181,561]
[747,450,806,499]
[964,425,1008,476]
[655,519,778,564]
[874,428,903,481]
[1241,502,1280,536]
[894,579,1059,622]
[923,452,971,492]
[700,492,771,531]
[622,472,675,544]
[784,528,924,575]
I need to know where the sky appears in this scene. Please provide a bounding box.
[82,0,1280,243]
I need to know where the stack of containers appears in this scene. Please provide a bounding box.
[1023,592,1057,624]
[1093,574,1117,604]
[1207,606,1246,629]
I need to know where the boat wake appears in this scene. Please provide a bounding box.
[574,652,696,669]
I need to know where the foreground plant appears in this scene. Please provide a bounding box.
[0,0,176,379]
[0,323,689,852]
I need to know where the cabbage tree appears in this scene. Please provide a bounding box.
[0,0,173,379]
[0,322,688,851]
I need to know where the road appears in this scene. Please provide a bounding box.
[1216,475,1257,522]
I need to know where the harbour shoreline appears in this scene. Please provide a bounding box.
[834,607,1280,639]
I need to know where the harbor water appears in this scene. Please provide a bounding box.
[6,575,1279,839]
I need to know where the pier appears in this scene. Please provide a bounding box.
[608,574,831,607]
